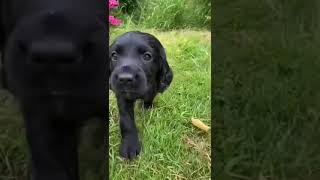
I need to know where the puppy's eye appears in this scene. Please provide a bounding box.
[143,52,152,61]
[111,51,118,61]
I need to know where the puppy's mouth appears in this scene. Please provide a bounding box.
[120,89,137,93]
[119,89,144,99]
[113,84,148,96]
[118,87,145,94]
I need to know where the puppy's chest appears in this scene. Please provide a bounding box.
[52,97,67,115]
[48,96,101,121]
[47,97,74,119]
[49,97,79,116]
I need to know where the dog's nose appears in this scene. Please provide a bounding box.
[117,73,135,84]
[29,40,81,65]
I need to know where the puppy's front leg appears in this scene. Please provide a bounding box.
[143,91,157,109]
[116,95,141,159]
[23,111,79,180]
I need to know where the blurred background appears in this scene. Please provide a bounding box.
[214,1,320,179]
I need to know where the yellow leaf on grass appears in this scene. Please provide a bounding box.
[191,118,210,132]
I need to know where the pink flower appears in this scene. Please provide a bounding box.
[109,16,122,26]
[109,0,119,10]
[109,0,122,26]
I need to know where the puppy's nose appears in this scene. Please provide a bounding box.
[29,40,81,65]
[117,73,135,84]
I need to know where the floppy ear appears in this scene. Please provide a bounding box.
[157,48,173,93]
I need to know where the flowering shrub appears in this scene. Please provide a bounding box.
[109,0,122,26]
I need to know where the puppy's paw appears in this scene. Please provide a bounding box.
[119,136,141,160]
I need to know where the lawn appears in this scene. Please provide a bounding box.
[0,90,28,179]
[214,1,320,179]
[109,28,211,180]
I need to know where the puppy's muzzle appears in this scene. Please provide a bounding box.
[111,64,147,93]
[117,73,136,85]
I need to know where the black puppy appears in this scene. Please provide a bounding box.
[0,0,107,179]
[109,31,173,159]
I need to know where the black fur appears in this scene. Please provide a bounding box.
[109,31,173,159]
[0,0,107,179]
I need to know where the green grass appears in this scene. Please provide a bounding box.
[214,0,320,179]
[109,28,211,179]
[0,90,28,179]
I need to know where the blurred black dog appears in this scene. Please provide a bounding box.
[0,0,107,179]
[109,31,173,159]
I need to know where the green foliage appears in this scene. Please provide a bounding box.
[118,0,138,14]
[118,0,211,30]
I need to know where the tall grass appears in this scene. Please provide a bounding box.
[118,0,211,30]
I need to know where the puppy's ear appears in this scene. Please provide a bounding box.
[157,48,173,93]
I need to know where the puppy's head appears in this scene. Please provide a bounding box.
[109,31,173,98]
[4,8,107,99]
